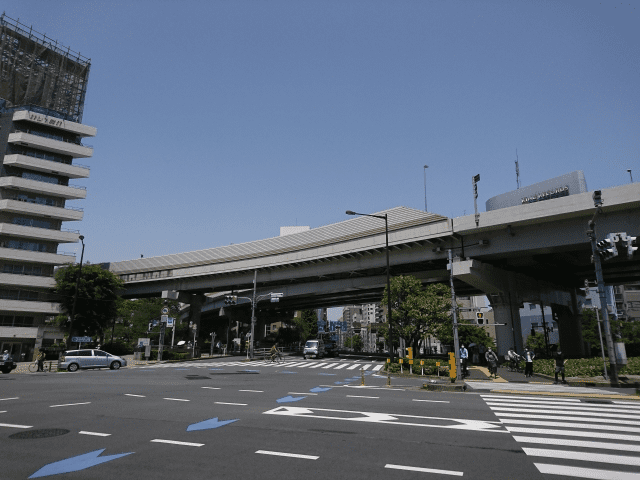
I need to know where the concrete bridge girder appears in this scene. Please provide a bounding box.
[452,258,584,357]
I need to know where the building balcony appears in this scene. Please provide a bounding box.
[0,273,56,289]
[0,299,61,315]
[8,132,93,158]
[0,177,86,200]
[0,223,80,243]
[3,154,90,179]
[12,110,97,138]
[0,246,75,265]
[0,199,83,221]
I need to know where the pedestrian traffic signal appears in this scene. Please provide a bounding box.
[476,312,484,325]
[224,295,237,305]
[596,237,618,261]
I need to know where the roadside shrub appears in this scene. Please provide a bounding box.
[102,340,132,357]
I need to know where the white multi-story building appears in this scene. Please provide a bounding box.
[0,15,95,361]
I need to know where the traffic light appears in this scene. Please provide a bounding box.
[476,312,484,325]
[626,235,638,258]
[597,237,618,261]
[592,190,603,207]
[224,295,237,305]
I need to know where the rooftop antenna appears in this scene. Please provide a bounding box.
[515,149,521,189]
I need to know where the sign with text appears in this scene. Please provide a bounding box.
[71,336,92,343]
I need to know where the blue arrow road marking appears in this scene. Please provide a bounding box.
[187,417,238,431]
[277,395,306,403]
[29,449,133,478]
[310,387,331,393]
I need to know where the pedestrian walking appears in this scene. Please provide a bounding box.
[554,350,567,384]
[485,347,498,378]
[459,344,469,377]
[524,347,535,377]
[36,350,45,372]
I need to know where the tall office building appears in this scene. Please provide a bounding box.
[0,14,95,361]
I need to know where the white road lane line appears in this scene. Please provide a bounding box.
[50,402,91,408]
[285,362,306,367]
[151,439,204,447]
[346,364,360,370]
[481,394,580,402]
[487,402,640,414]
[372,365,383,372]
[507,426,640,442]
[215,402,247,406]
[385,464,463,476]
[256,450,318,460]
[164,398,190,402]
[524,448,640,466]
[124,394,146,397]
[290,392,318,395]
[413,399,450,403]
[496,412,640,425]
[201,387,221,390]
[489,406,640,419]
[0,411,5,413]
[501,418,640,433]
[321,364,336,369]
[0,423,31,428]
[79,431,111,437]
[513,436,640,452]
[333,364,348,370]
[0,397,19,401]
[239,390,263,393]
[347,395,379,399]
[535,463,640,479]
[308,363,329,369]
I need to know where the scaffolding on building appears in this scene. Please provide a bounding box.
[0,13,91,122]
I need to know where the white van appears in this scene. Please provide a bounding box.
[303,339,325,359]
[60,349,127,372]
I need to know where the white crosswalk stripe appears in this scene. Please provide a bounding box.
[482,394,640,479]
[136,359,385,372]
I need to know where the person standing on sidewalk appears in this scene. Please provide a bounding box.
[459,344,469,377]
[554,350,567,384]
[524,347,535,377]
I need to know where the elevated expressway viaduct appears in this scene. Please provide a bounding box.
[106,183,640,357]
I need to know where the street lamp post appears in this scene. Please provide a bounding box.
[423,165,429,212]
[628,169,634,183]
[346,210,393,362]
[67,235,85,348]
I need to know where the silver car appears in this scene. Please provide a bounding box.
[60,349,127,372]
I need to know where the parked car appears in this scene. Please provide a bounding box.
[60,349,127,372]
[0,350,17,374]
[303,339,325,359]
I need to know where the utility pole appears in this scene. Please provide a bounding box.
[587,191,619,386]
[448,249,461,381]
[250,270,257,359]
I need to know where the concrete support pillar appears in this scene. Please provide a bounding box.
[552,290,585,357]
[487,293,524,357]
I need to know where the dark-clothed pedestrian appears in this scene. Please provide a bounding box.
[37,350,45,372]
[524,347,535,377]
[554,350,567,384]
[485,347,498,378]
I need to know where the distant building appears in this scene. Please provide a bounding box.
[0,15,95,360]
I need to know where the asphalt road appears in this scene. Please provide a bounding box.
[2,358,640,479]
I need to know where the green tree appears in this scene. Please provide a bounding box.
[525,330,546,353]
[379,276,452,354]
[294,310,318,341]
[54,264,124,345]
[351,334,363,352]
[434,319,496,351]
[114,298,180,347]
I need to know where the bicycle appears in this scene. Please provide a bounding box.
[265,350,284,364]
[28,360,51,373]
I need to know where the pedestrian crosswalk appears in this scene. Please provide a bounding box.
[138,359,385,372]
[482,394,640,479]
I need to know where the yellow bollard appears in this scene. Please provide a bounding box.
[361,367,365,386]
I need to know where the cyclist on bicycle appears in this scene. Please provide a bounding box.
[269,342,279,362]
[36,350,46,372]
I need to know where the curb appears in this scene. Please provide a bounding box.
[422,382,467,392]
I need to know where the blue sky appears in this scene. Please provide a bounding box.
[5,1,639,275]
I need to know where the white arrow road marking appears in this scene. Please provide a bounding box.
[50,402,91,408]
[263,406,506,432]
[0,423,31,428]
